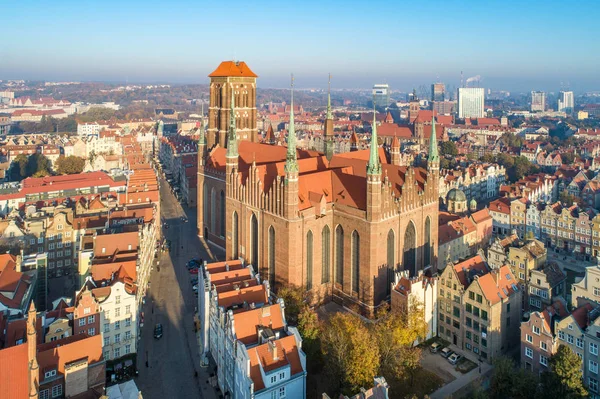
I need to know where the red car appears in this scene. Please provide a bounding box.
[189,268,199,274]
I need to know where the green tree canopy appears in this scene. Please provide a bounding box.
[27,153,52,177]
[439,141,458,157]
[540,345,588,399]
[55,156,85,175]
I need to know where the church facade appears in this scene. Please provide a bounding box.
[198,61,439,312]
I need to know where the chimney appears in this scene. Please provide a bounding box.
[269,340,278,361]
[16,250,23,273]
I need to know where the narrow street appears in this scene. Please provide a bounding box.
[135,174,224,399]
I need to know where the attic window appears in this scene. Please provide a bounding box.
[506,274,512,281]
[44,369,57,379]
[502,288,508,295]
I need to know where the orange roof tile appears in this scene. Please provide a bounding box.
[477,265,519,305]
[0,344,29,398]
[233,304,284,345]
[217,284,268,309]
[453,255,488,288]
[247,335,303,391]
[208,61,258,78]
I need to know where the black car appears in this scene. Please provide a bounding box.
[154,323,163,339]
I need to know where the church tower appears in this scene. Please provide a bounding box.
[284,75,299,220]
[366,106,382,222]
[324,74,334,162]
[428,115,440,174]
[409,89,420,122]
[207,61,258,148]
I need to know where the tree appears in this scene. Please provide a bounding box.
[490,357,539,399]
[561,152,575,165]
[55,156,85,175]
[26,153,52,177]
[276,285,305,326]
[9,154,29,180]
[481,153,495,163]
[78,107,116,122]
[541,345,588,399]
[373,299,427,385]
[439,141,458,157]
[56,117,77,133]
[321,312,380,395]
[559,190,578,207]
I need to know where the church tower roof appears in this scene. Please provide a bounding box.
[285,75,298,174]
[367,106,382,175]
[428,115,439,163]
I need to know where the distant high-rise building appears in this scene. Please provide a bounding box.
[431,83,445,102]
[558,91,574,115]
[531,91,546,112]
[372,84,390,108]
[457,88,485,118]
[433,101,456,116]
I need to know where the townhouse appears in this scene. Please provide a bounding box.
[438,254,522,363]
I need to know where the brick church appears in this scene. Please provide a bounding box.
[197,61,439,312]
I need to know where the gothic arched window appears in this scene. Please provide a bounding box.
[322,226,331,284]
[268,226,275,287]
[335,225,344,285]
[232,211,238,259]
[220,191,225,237]
[352,230,360,294]
[250,213,258,268]
[306,230,313,290]
[387,229,395,296]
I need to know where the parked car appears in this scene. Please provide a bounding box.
[192,285,198,292]
[448,353,462,365]
[154,323,163,339]
[440,347,453,358]
[189,268,199,275]
[429,342,442,353]
[190,278,198,285]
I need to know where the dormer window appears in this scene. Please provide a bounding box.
[44,369,57,379]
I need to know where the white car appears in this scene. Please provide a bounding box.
[448,353,462,365]
[192,285,198,292]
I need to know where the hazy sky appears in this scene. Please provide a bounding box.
[2,0,599,92]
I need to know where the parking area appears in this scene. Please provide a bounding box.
[421,346,463,384]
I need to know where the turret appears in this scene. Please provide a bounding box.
[324,74,334,162]
[284,75,299,219]
[366,104,382,222]
[265,123,276,145]
[27,302,39,399]
[390,134,400,166]
[198,102,206,165]
[350,131,359,152]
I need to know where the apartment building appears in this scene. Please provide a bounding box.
[572,265,600,308]
[528,262,566,311]
[198,259,307,398]
[438,254,522,363]
[506,239,546,284]
[439,163,506,203]
[74,276,138,366]
[541,202,595,259]
[489,198,512,236]
[520,299,568,375]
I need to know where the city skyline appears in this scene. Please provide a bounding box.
[2,0,599,92]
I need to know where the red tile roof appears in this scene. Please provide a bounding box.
[453,255,488,288]
[233,304,284,345]
[247,335,303,391]
[0,343,29,398]
[477,265,519,305]
[208,61,258,78]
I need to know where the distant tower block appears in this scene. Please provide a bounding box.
[207,61,258,148]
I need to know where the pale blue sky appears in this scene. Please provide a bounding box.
[1,0,598,92]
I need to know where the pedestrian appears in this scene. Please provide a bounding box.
[194,371,198,378]
[146,361,149,368]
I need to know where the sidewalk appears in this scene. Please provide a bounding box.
[429,345,493,399]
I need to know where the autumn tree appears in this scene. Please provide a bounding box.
[540,345,588,399]
[276,285,305,326]
[55,155,85,175]
[374,298,427,385]
[439,141,458,157]
[321,312,380,395]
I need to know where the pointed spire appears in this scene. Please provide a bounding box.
[285,74,298,175]
[326,73,333,120]
[428,115,439,164]
[226,86,238,158]
[367,99,381,175]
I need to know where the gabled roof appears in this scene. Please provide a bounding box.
[476,265,519,305]
[233,303,285,346]
[247,334,303,391]
[452,255,488,288]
